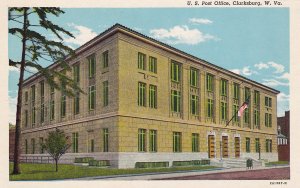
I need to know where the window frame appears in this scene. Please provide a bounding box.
[171,90,181,113]
[138,82,146,107]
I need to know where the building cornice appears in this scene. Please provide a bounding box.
[22,23,280,95]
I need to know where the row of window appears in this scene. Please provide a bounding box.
[137,129,273,153]
[138,52,157,73]
[24,81,109,128]
[138,82,157,108]
[169,61,273,105]
[24,130,273,154]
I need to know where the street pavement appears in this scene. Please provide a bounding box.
[73,165,289,180]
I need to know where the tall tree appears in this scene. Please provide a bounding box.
[9,7,82,175]
[41,128,71,172]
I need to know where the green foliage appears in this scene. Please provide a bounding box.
[74,157,94,163]
[8,7,83,96]
[135,162,169,168]
[172,160,210,167]
[88,160,110,167]
[41,129,71,171]
[9,163,217,180]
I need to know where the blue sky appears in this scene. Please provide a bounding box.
[8,8,290,123]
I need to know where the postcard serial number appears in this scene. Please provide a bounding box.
[187,1,283,6]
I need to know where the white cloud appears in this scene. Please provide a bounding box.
[277,92,290,117]
[149,25,217,45]
[267,61,285,73]
[242,66,256,76]
[262,79,289,87]
[9,65,38,74]
[230,69,241,75]
[63,23,97,47]
[189,18,213,25]
[276,72,290,80]
[9,94,17,124]
[254,62,269,70]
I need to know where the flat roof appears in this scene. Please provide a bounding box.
[23,23,280,94]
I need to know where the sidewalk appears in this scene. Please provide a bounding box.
[72,165,289,180]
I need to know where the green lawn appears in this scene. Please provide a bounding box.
[265,161,289,166]
[9,163,217,180]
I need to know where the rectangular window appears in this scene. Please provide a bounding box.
[40,104,44,123]
[265,113,272,127]
[31,138,35,154]
[171,90,181,113]
[25,139,28,154]
[233,105,239,122]
[24,110,28,128]
[72,132,78,153]
[138,82,146,107]
[31,85,36,104]
[88,55,96,78]
[254,109,260,127]
[221,102,227,120]
[206,74,214,92]
[233,83,239,99]
[149,85,157,108]
[266,139,272,153]
[246,137,250,153]
[173,132,182,152]
[40,81,44,99]
[190,68,198,87]
[138,129,146,152]
[31,107,36,127]
[103,81,109,107]
[74,91,80,115]
[73,63,80,83]
[255,138,260,153]
[149,130,157,152]
[220,79,228,96]
[61,93,66,118]
[103,128,109,152]
[25,91,28,102]
[244,108,250,124]
[149,56,157,73]
[103,51,109,68]
[171,61,181,82]
[39,137,44,154]
[207,99,214,118]
[265,96,272,107]
[254,90,260,105]
[89,85,96,110]
[90,139,94,153]
[50,86,55,120]
[192,133,199,152]
[138,52,146,70]
[244,87,251,101]
[190,95,199,116]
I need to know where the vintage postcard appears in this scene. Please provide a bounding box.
[1,0,299,187]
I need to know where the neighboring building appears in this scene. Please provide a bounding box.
[9,126,15,160]
[277,111,290,161]
[20,24,279,168]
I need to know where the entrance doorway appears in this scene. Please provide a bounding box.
[234,137,240,158]
[222,136,229,158]
[208,135,215,158]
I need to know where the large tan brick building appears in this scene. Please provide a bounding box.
[20,24,279,168]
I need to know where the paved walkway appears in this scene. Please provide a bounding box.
[74,165,289,180]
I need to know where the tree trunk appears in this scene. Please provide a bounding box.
[55,159,58,172]
[12,8,28,175]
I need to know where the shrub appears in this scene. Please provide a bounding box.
[88,160,110,167]
[135,162,169,168]
[74,157,94,163]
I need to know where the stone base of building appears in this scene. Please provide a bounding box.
[21,151,278,168]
